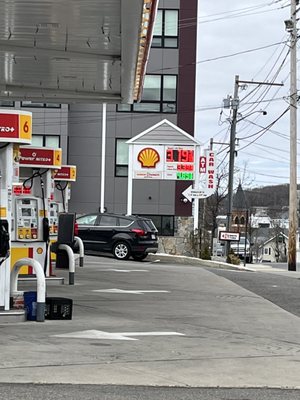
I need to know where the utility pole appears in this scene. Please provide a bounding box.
[286,0,298,271]
[225,75,240,257]
[223,77,283,259]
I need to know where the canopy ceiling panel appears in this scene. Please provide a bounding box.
[0,0,157,103]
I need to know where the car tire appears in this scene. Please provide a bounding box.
[132,253,148,261]
[113,241,131,260]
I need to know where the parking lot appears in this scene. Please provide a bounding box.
[1,254,300,388]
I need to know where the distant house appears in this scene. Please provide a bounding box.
[251,215,271,229]
[260,233,288,262]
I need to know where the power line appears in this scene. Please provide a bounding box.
[237,107,290,148]
[198,1,289,25]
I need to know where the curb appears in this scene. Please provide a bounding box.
[147,253,254,272]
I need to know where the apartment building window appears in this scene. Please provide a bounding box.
[21,101,61,108]
[115,138,129,177]
[152,9,178,48]
[117,74,177,114]
[32,135,60,148]
[0,100,14,107]
[143,215,174,236]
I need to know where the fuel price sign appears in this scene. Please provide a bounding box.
[165,146,195,180]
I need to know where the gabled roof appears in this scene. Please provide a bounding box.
[260,232,288,247]
[127,119,201,145]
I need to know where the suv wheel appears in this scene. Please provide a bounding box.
[113,241,131,260]
[132,253,147,261]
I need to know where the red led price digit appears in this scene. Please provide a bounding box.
[178,150,187,162]
[188,150,194,162]
[166,149,174,162]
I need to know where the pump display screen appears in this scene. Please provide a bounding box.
[21,208,32,217]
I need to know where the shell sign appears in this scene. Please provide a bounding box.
[133,145,164,179]
[137,147,160,168]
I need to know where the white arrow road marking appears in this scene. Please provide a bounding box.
[93,288,169,294]
[53,330,185,341]
[104,269,149,273]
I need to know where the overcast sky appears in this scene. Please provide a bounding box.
[195,0,295,189]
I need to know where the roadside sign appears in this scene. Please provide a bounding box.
[182,185,211,202]
[199,156,206,173]
[219,231,240,241]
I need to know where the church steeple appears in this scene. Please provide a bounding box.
[233,182,248,210]
[232,183,248,232]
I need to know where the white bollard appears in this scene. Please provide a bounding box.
[11,258,46,322]
[58,244,75,285]
[74,236,84,267]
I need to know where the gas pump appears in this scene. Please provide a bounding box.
[51,165,77,234]
[11,146,62,277]
[50,165,76,260]
[51,165,84,270]
[0,110,32,310]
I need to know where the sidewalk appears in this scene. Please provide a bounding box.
[149,253,300,278]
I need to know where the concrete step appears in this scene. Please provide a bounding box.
[0,310,26,323]
[18,276,65,285]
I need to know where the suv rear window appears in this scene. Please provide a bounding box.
[119,217,132,227]
[77,214,97,225]
[99,215,118,226]
[138,219,157,232]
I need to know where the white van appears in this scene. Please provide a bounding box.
[230,237,252,263]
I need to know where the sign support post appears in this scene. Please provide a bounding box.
[193,144,201,232]
[127,145,133,215]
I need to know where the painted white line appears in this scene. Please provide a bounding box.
[104,269,149,273]
[53,330,137,341]
[53,330,185,341]
[92,288,169,294]
[119,332,185,337]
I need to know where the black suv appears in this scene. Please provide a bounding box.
[76,213,158,261]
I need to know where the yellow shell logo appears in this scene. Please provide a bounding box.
[137,147,160,168]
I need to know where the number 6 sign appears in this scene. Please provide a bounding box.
[20,114,32,140]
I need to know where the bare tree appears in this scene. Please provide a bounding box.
[202,167,228,253]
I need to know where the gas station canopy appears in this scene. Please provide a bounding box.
[0,0,157,104]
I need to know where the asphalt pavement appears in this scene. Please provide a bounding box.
[1,254,300,394]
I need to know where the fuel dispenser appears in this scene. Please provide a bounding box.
[0,110,32,310]
[51,165,84,271]
[11,146,62,277]
[51,165,77,235]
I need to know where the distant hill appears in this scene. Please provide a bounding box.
[243,184,290,210]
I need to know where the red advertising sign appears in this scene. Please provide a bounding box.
[0,114,19,139]
[199,156,207,173]
[19,147,62,168]
[206,150,216,190]
[53,166,77,181]
[0,111,32,143]
[219,231,240,241]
